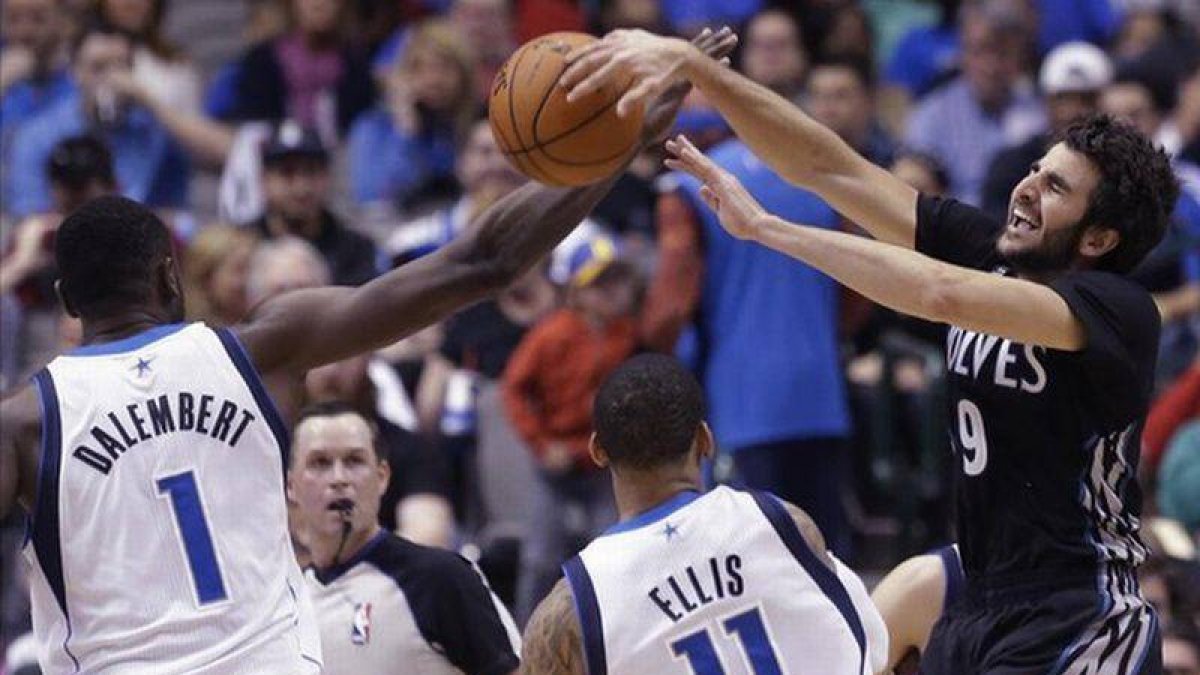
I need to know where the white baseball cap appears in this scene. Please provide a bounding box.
[1039,41,1113,95]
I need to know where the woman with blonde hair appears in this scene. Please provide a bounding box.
[348,18,478,210]
[183,224,258,327]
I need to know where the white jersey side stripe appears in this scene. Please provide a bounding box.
[213,328,291,467]
[563,555,606,675]
[749,491,867,673]
[30,368,80,672]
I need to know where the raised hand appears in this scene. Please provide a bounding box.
[638,27,738,146]
[562,27,736,120]
[664,134,767,240]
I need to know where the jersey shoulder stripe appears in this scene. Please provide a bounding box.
[749,490,866,671]
[563,555,606,675]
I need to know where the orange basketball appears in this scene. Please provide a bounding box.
[488,32,644,187]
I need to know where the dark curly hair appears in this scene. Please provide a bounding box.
[56,196,174,318]
[593,354,705,470]
[1060,115,1179,274]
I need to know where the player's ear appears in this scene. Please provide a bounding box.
[160,256,183,302]
[376,458,392,493]
[695,422,715,461]
[54,279,80,318]
[1078,226,1119,262]
[588,432,610,468]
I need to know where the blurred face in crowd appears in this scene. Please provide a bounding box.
[1114,10,1165,60]
[806,64,872,147]
[458,121,523,200]
[822,5,872,61]
[741,10,806,96]
[1000,142,1103,274]
[292,0,341,36]
[601,0,659,31]
[262,156,331,226]
[2,0,61,58]
[289,413,390,545]
[101,0,155,36]
[50,177,115,215]
[572,264,638,326]
[404,42,467,113]
[451,0,511,58]
[1046,91,1099,135]
[1100,83,1160,139]
[891,156,945,196]
[247,240,329,305]
[207,238,254,322]
[73,32,133,108]
[960,14,1025,110]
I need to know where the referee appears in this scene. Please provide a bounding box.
[289,402,520,675]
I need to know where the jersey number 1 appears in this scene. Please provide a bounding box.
[671,607,783,674]
[156,471,228,605]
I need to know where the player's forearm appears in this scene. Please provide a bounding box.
[679,48,855,183]
[142,96,234,167]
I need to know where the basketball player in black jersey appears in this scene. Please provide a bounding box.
[563,29,1179,673]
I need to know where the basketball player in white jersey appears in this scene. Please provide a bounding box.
[0,30,740,671]
[521,354,887,675]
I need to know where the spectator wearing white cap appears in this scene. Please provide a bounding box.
[980,41,1112,219]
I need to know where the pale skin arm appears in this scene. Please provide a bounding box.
[870,554,947,670]
[561,29,919,248]
[664,135,1087,351]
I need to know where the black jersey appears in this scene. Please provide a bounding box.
[915,195,1159,581]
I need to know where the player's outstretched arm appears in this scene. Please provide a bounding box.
[561,29,918,248]
[665,135,1088,351]
[521,579,585,675]
[236,30,738,378]
[0,386,41,519]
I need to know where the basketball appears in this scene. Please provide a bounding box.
[488,32,644,187]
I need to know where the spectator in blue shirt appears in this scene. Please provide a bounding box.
[348,19,476,211]
[884,0,961,99]
[4,23,189,219]
[0,0,73,164]
[905,0,1044,204]
[648,12,853,557]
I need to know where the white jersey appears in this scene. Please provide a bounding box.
[24,323,321,674]
[564,486,887,675]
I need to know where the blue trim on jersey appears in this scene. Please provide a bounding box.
[563,556,607,675]
[750,491,866,672]
[69,322,186,356]
[31,370,81,672]
[935,545,964,611]
[602,489,701,535]
[311,529,390,584]
[215,328,291,468]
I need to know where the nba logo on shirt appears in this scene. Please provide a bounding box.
[351,602,372,645]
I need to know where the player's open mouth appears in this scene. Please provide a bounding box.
[1009,208,1040,233]
[328,498,355,514]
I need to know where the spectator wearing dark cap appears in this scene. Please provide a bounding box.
[251,121,383,287]
[980,41,1113,220]
[4,22,189,219]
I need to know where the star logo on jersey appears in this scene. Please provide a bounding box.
[661,521,679,541]
[132,357,154,377]
[350,602,372,645]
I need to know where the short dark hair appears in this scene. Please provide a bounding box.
[1060,114,1178,274]
[55,196,174,318]
[809,52,876,90]
[292,401,381,465]
[47,135,116,190]
[593,354,705,470]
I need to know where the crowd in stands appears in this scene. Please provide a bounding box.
[1,0,1198,670]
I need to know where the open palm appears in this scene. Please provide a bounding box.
[665,134,766,240]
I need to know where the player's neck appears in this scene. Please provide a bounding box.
[612,472,702,522]
[81,311,174,346]
[311,524,382,571]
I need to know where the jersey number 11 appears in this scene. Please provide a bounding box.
[670,607,783,674]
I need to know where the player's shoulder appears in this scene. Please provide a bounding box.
[2,382,42,437]
[873,550,949,601]
[364,532,479,592]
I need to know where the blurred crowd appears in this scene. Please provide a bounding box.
[1,0,1198,671]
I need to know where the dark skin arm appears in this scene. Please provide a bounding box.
[1,386,42,517]
[235,28,737,421]
[521,579,585,675]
